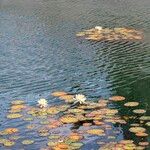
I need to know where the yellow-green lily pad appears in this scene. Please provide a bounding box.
[140,116,150,121]
[3,140,15,147]
[7,113,22,119]
[22,140,34,145]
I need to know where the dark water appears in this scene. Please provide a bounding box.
[0,0,150,149]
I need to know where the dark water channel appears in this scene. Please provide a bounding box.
[0,0,150,149]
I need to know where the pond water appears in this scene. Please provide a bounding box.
[0,0,150,149]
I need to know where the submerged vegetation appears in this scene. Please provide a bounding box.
[76,27,143,41]
[0,91,149,149]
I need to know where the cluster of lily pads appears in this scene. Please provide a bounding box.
[76,26,143,41]
[0,91,149,150]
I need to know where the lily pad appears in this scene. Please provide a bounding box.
[129,127,146,133]
[59,95,74,103]
[139,116,150,121]
[133,109,146,114]
[139,142,149,146]
[69,133,83,141]
[51,91,68,97]
[70,142,84,149]
[39,132,49,137]
[48,135,61,140]
[47,141,57,147]
[11,104,26,110]
[3,140,15,147]
[60,115,79,124]
[46,107,60,115]
[55,143,70,149]
[86,129,104,135]
[11,100,25,105]
[22,140,34,145]
[23,117,34,121]
[135,132,148,137]
[109,96,125,101]
[124,102,139,107]
[7,113,22,119]
[145,122,150,126]
[68,109,85,114]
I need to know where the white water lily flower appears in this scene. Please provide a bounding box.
[38,98,48,108]
[95,26,103,31]
[73,94,87,104]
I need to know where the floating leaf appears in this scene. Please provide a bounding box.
[3,140,15,147]
[47,141,57,147]
[23,117,34,121]
[83,122,92,127]
[135,132,148,137]
[130,123,140,127]
[86,129,104,135]
[124,102,139,107]
[69,133,83,141]
[9,109,22,113]
[48,135,61,140]
[129,127,146,133]
[7,113,22,119]
[38,129,49,133]
[39,132,49,137]
[123,144,136,149]
[57,105,70,111]
[59,95,74,103]
[11,104,26,110]
[22,140,34,145]
[54,143,70,149]
[77,27,143,41]
[5,128,19,134]
[46,107,60,115]
[145,122,150,126]
[51,91,68,97]
[68,109,85,114]
[11,100,25,105]
[40,120,49,125]
[60,115,78,124]
[70,142,84,149]
[139,142,149,146]
[139,116,150,121]
[0,138,8,144]
[133,109,146,114]
[136,146,146,150]
[109,96,125,101]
